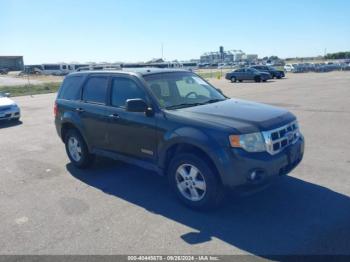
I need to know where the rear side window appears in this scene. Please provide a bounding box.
[111,77,146,108]
[83,76,108,104]
[59,76,84,100]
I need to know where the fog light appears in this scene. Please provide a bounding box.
[248,170,264,182]
[250,171,257,180]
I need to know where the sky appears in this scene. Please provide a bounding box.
[1,0,349,64]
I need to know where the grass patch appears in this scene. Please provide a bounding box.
[0,82,61,97]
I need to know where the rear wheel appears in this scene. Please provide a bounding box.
[254,76,261,82]
[168,153,224,210]
[65,129,95,169]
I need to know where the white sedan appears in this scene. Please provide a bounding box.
[0,92,20,121]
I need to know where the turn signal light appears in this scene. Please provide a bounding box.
[229,135,240,147]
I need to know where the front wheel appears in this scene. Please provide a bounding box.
[254,76,261,82]
[65,129,95,169]
[231,76,237,83]
[168,153,224,210]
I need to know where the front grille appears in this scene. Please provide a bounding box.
[262,121,300,155]
[0,113,11,119]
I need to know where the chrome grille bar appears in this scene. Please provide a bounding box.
[262,121,300,155]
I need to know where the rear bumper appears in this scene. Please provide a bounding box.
[217,136,304,189]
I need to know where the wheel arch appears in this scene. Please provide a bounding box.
[161,142,223,185]
[60,121,90,151]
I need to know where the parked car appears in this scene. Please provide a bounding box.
[0,92,21,121]
[55,68,304,209]
[225,68,271,83]
[250,65,285,79]
[284,64,295,72]
[0,68,9,75]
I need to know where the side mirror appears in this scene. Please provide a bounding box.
[126,98,148,113]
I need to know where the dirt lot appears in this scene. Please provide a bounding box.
[0,74,63,87]
[0,72,349,256]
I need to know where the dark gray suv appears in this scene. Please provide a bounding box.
[55,68,304,209]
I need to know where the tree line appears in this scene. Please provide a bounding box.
[325,52,350,59]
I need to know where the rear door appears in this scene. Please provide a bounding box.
[104,75,157,161]
[79,75,110,149]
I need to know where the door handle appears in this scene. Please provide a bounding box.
[75,108,85,113]
[108,113,120,119]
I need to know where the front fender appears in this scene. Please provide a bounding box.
[158,127,230,181]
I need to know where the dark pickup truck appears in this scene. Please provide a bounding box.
[55,68,304,209]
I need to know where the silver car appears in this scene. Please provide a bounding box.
[0,92,20,121]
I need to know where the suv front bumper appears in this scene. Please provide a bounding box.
[217,136,304,189]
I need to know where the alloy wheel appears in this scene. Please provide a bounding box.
[175,164,207,201]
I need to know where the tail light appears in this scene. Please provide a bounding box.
[54,102,58,117]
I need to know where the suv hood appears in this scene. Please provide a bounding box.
[0,97,15,107]
[168,98,295,133]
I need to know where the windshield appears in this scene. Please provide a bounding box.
[144,72,226,109]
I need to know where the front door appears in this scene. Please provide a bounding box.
[105,76,157,161]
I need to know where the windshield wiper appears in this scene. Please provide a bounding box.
[165,99,227,110]
[165,103,204,110]
[201,98,227,104]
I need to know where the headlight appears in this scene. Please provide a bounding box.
[229,132,266,152]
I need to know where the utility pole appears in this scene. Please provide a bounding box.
[161,43,164,60]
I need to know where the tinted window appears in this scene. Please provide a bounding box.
[111,77,146,107]
[44,65,60,70]
[83,76,108,104]
[59,76,84,100]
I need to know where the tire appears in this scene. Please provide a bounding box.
[230,76,237,83]
[263,79,267,82]
[168,153,224,210]
[254,76,261,82]
[65,129,95,169]
[238,80,243,82]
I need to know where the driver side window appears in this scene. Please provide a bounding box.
[111,77,146,108]
[176,79,210,98]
